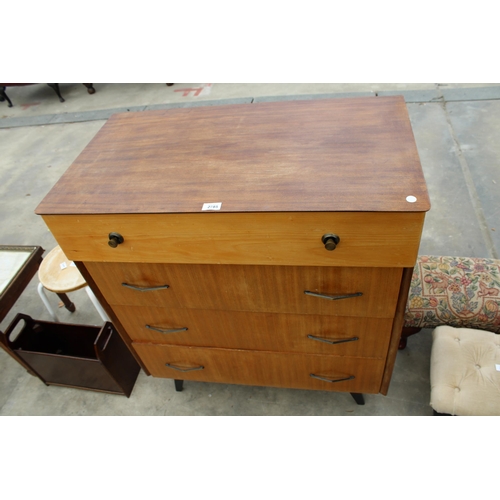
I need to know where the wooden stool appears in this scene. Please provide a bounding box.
[37,246,109,323]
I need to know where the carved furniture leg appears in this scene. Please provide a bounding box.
[83,83,95,94]
[350,393,365,405]
[174,379,184,392]
[399,327,422,350]
[47,83,65,102]
[0,86,13,107]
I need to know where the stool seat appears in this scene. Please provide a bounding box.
[430,325,500,416]
[38,245,86,293]
[37,245,109,324]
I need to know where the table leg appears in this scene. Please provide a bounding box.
[0,86,13,107]
[47,83,65,102]
[83,83,95,94]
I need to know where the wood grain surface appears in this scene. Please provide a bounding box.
[114,305,393,358]
[380,266,415,395]
[85,262,402,318]
[41,211,425,267]
[132,343,385,393]
[38,245,86,293]
[36,97,430,216]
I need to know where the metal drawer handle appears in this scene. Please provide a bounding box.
[304,291,363,301]
[165,363,204,372]
[310,374,355,384]
[121,283,170,291]
[307,335,359,345]
[146,325,188,334]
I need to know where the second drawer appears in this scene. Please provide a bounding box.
[115,305,393,358]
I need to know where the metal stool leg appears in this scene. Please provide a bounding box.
[85,286,110,322]
[37,282,59,322]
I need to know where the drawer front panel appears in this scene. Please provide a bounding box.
[87,263,402,318]
[43,212,425,267]
[132,343,385,394]
[114,305,393,357]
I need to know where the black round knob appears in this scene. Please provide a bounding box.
[322,234,340,251]
[108,232,124,248]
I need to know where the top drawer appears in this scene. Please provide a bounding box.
[42,211,424,268]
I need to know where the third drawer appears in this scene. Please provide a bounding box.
[114,306,393,358]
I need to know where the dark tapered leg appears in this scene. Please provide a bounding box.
[350,393,365,405]
[0,87,13,107]
[166,83,174,86]
[399,327,422,350]
[56,292,76,312]
[174,379,183,392]
[47,83,65,102]
[433,410,452,416]
[83,83,95,94]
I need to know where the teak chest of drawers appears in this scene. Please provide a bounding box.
[36,96,430,402]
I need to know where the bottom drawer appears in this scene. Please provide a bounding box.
[133,343,385,394]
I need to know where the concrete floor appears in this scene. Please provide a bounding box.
[1,83,499,415]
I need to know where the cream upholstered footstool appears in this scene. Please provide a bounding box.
[430,326,500,415]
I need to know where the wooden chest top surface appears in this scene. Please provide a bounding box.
[36,96,430,215]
